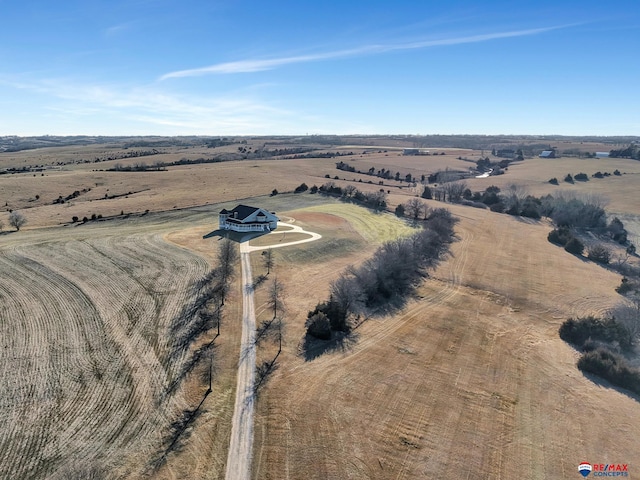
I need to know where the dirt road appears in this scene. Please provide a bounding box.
[224,248,257,480]
[225,222,321,479]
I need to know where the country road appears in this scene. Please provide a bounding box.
[225,222,321,480]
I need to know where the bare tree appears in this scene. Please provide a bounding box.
[404,198,426,223]
[256,278,286,352]
[501,183,529,212]
[262,248,274,275]
[442,181,466,203]
[437,168,460,184]
[270,278,286,353]
[330,271,364,317]
[366,190,387,211]
[217,237,238,305]
[342,184,357,199]
[611,299,640,343]
[8,211,26,231]
[267,277,285,320]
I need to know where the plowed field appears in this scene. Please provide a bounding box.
[0,223,211,478]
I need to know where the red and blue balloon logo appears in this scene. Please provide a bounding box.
[579,462,592,477]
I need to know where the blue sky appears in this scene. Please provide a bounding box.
[1,0,638,136]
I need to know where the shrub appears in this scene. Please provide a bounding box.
[489,202,505,213]
[480,187,500,205]
[548,226,573,246]
[548,177,559,185]
[394,204,405,217]
[574,172,589,181]
[270,189,278,196]
[577,347,640,395]
[564,237,584,255]
[294,183,309,193]
[305,312,332,340]
[82,216,89,223]
[91,213,97,220]
[307,301,349,333]
[559,316,632,350]
[613,169,621,176]
[8,211,26,231]
[607,217,628,244]
[593,171,604,179]
[541,194,606,229]
[564,173,574,183]
[520,196,541,219]
[616,277,638,295]
[72,216,79,223]
[587,244,611,264]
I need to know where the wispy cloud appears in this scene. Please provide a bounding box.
[105,23,131,37]
[160,25,568,80]
[0,74,298,134]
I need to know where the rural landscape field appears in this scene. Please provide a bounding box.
[1,134,639,479]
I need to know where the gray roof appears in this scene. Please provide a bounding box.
[220,204,271,221]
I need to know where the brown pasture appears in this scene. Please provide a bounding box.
[1,140,640,479]
[252,203,639,480]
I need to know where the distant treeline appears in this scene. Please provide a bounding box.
[106,156,228,171]
[609,144,640,160]
[2,134,639,153]
[287,151,354,159]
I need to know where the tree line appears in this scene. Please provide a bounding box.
[318,181,387,211]
[609,144,639,160]
[305,208,458,340]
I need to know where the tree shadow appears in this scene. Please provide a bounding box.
[254,352,281,395]
[301,330,360,361]
[202,229,227,239]
[367,293,411,317]
[580,370,640,403]
[202,229,272,243]
[150,388,211,472]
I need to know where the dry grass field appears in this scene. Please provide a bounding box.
[1,138,639,479]
[252,203,639,480]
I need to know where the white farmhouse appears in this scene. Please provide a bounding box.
[219,205,279,232]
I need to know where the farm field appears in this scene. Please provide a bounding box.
[252,203,639,479]
[1,137,639,479]
[0,220,212,478]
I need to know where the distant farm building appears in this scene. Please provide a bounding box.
[403,148,429,155]
[595,152,610,158]
[219,205,279,232]
[539,150,556,158]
